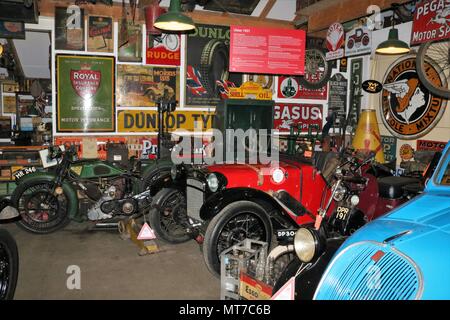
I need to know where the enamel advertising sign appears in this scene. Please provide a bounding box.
[274,104,323,132]
[411,0,450,45]
[345,26,371,57]
[326,22,345,61]
[381,55,447,140]
[56,55,115,132]
[146,34,181,66]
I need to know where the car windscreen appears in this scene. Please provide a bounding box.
[435,147,450,186]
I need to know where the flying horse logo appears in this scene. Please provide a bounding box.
[383,78,426,124]
[427,7,450,25]
[279,119,294,130]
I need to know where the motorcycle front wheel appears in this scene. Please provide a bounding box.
[0,228,19,300]
[148,188,191,244]
[12,180,71,234]
[203,201,273,277]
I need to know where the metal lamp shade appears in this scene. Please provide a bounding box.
[153,0,195,32]
[376,28,410,55]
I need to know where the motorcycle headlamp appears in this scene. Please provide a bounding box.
[293,228,324,263]
[332,184,347,202]
[350,195,360,206]
[171,165,180,180]
[207,173,220,193]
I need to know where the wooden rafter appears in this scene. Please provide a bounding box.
[259,0,277,19]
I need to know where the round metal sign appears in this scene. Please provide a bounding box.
[380,54,447,140]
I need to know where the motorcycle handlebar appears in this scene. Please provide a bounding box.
[342,176,367,184]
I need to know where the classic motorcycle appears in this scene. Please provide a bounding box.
[270,149,442,299]
[0,203,19,300]
[8,145,172,234]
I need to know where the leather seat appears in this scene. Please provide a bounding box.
[377,176,421,199]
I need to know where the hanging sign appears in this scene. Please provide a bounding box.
[326,22,345,61]
[278,76,327,100]
[411,1,450,45]
[56,55,115,132]
[381,135,397,163]
[399,143,414,161]
[146,33,181,66]
[328,73,348,121]
[116,65,179,108]
[55,6,85,51]
[117,110,214,133]
[118,21,142,63]
[417,139,447,152]
[274,104,323,132]
[381,55,447,140]
[362,79,383,94]
[185,24,242,107]
[228,81,272,100]
[87,16,113,53]
[345,26,371,57]
[229,25,306,75]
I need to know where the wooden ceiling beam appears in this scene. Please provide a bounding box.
[38,0,294,29]
[297,0,412,34]
[259,0,277,19]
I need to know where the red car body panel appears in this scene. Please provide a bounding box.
[207,158,332,225]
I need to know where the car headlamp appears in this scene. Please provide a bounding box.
[271,168,285,184]
[207,173,220,192]
[332,184,347,202]
[293,228,324,263]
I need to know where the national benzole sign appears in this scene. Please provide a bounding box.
[381,55,446,140]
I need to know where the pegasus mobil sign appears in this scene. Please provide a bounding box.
[411,0,450,45]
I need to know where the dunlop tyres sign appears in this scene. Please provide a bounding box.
[117,110,214,132]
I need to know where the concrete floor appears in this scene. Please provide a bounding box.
[1,221,220,299]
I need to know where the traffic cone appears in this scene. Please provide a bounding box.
[352,109,385,163]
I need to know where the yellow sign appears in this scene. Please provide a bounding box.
[239,272,273,300]
[117,110,214,133]
[229,81,272,100]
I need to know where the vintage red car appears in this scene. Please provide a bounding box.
[148,152,340,276]
[347,28,370,49]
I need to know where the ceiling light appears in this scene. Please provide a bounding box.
[154,0,196,32]
[376,28,410,55]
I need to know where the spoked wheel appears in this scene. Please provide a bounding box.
[0,229,18,300]
[12,181,70,234]
[148,188,191,244]
[416,40,450,99]
[298,47,332,90]
[203,201,272,277]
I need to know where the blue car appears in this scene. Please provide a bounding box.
[313,141,450,300]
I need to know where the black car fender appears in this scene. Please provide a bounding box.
[199,188,297,229]
[273,237,346,300]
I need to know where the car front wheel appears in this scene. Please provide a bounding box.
[202,201,273,277]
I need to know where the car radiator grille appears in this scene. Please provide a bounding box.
[187,178,205,221]
[315,241,422,300]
